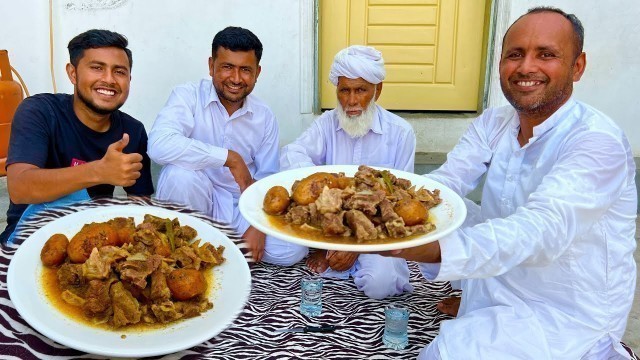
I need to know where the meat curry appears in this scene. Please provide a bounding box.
[39,214,225,330]
[263,165,442,243]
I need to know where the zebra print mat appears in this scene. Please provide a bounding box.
[0,197,458,359]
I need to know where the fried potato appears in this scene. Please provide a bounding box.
[291,172,338,205]
[107,217,136,246]
[394,198,428,226]
[167,268,207,301]
[67,222,119,263]
[263,186,291,215]
[334,176,355,190]
[40,233,69,267]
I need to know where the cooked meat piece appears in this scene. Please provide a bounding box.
[354,165,378,187]
[414,188,442,209]
[379,199,399,223]
[263,186,291,215]
[385,217,409,238]
[142,214,180,232]
[175,298,213,318]
[406,222,436,235]
[321,211,351,237]
[82,246,129,280]
[57,263,85,290]
[194,241,225,267]
[82,248,112,280]
[134,225,171,257]
[110,281,141,328]
[345,210,378,241]
[391,188,413,201]
[117,254,163,289]
[149,269,171,301]
[344,190,386,216]
[308,203,324,227]
[40,233,69,267]
[171,245,202,270]
[151,300,182,323]
[61,290,86,307]
[167,268,207,301]
[175,225,198,242]
[315,186,344,214]
[83,278,116,318]
[394,178,412,189]
[285,205,311,225]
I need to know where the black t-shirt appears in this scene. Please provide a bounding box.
[1,93,154,242]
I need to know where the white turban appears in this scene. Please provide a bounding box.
[329,45,386,86]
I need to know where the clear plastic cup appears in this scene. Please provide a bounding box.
[383,304,409,350]
[300,276,323,317]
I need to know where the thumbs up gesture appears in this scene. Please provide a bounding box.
[95,133,144,187]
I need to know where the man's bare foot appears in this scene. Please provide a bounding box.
[306,250,330,273]
[436,296,461,317]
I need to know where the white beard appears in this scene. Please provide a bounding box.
[336,99,377,138]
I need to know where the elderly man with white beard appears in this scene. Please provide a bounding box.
[279,45,416,299]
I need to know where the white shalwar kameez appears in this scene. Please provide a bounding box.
[280,106,417,299]
[419,98,637,359]
[148,79,306,266]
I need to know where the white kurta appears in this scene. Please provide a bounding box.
[280,105,416,172]
[148,79,280,230]
[421,99,637,359]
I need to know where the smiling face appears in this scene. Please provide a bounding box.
[209,47,261,115]
[66,47,131,123]
[499,11,586,123]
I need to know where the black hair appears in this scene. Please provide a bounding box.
[211,26,263,63]
[67,29,133,69]
[505,6,584,59]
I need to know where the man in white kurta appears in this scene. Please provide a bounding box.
[387,8,637,359]
[148,27,305,265]
[280,45,416,299]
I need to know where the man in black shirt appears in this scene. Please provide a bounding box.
[1,29,154,244]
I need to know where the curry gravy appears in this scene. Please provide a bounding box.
[40,266,216,332]
[267,213,436,245]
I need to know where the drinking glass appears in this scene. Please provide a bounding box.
[300,276,323,317]
[383,304,409,350]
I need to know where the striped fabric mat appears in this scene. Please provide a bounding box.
[0,197,457,359]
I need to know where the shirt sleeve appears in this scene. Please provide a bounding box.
[6,97,51,168]
[280,117,327,170]
[425,112,493,198]
[147,85,228,170]
[252,110,280,180]
[433,129,631,282]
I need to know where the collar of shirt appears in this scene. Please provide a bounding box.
[511,97,577,145]
[203,79,255,120]
[335,104,384,135]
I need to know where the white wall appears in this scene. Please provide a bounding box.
[1,0,639,156]
[0,0,316,144]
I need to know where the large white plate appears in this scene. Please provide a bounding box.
[7,205,251,358]
[239,165,466,251]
